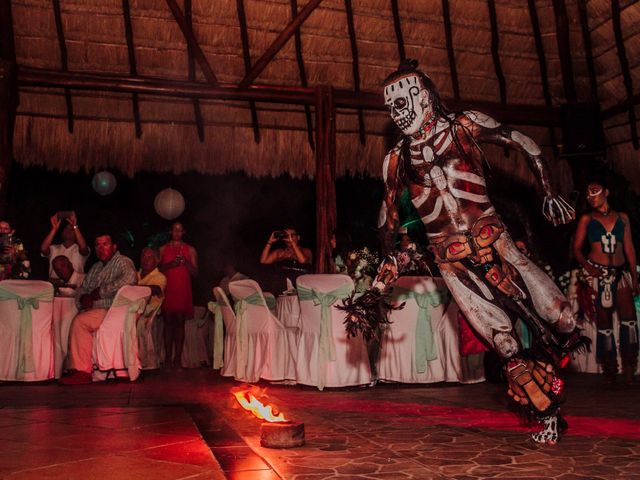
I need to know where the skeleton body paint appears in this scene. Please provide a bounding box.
[371,60,586,445]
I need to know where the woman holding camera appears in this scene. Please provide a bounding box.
[260,228,312,294]
[159,221,198,368]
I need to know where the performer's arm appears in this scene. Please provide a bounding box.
[379,148,402,254]
[466,111,575,226]
[621,212,639,294]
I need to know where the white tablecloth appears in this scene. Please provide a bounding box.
[276,294,300,329]
[52,296,78,378]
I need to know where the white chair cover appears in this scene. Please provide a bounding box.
[0,280,55,381]
[377,276,484,384]
[94,285,150,381]
[136,304,161,370]
[228,279,292,382]
[213,287,239,377]
[182,306,211,368]
[53,296,78,378]
[295,274,371,390]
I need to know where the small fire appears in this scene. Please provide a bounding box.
[232,388,287,423]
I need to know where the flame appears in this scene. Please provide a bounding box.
[232,389,287,423]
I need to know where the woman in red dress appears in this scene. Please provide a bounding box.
[159,222,198,367]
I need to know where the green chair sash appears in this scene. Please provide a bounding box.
[0,285,53,379]
[232,292,266,380]
[111,294,147,379]
[297,282,354,390]
[208,301,224,369]
[392,285,448,374]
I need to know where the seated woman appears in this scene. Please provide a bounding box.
[573,179,639,384]
[260,228,312,294]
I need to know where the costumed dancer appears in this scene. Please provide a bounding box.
[573,180,638,384]
[342,59,587,445]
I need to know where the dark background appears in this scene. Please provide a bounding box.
[4,159,637,306]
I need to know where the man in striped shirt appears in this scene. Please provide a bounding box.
[60,233,137,385]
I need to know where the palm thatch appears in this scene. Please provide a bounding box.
[8,0,640,190]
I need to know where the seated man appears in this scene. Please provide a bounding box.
[137,247,167,313]
[60,234,137,385]
[51,255,85,297]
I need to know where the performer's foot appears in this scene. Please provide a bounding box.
[532,414,560,445]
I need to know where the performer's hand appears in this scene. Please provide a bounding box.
[542,194,575,226]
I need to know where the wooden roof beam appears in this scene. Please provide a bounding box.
[527,0,558,153]
[185,0,204,142]
[390,0,405,62]
[344,0,365,145]
[577,0,599,102]
[165,0,218,86]
[236,0,261,143]
[611,0,638,149]
[290,0,315,150]
[122,0,142,138]
[487,0,506,105]
[442,0,459,100]
[238,0,323,88]
[551,0,577,103]
[52,0,74,133]
[18,68,562,127]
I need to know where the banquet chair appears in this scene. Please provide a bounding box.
[213,287,237,376]
[263,291,277,314]
[93,285,151,381]
[228,279,292,382]
[0,280,55,381]
[181,306,211,368]
[136,303,162,369]
[377,276,484,384]
[295,274,371,390]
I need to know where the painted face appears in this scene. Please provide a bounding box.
[384,74,431,135]
[586,183,607,209]
[95,235,117,263]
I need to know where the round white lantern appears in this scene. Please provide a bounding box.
[154,188,185,220]
[92,171,117,196]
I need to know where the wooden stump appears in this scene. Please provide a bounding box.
[260,421,305,448]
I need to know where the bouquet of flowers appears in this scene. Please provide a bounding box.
[346,247,379,281]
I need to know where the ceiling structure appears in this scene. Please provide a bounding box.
[4,0,640,189]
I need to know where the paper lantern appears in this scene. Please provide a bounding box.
[92,171,117,196]
[154,188,185,220]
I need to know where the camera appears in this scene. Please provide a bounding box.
[57,211,73,220]
[274,231,287,240]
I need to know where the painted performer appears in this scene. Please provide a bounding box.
[362,59,586,444]
[573,179,638,385]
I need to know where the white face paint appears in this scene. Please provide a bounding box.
[384,74,431,135]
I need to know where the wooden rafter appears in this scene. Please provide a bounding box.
[577,0,599,102]
[238,0,323,88]
[344,0,365,145]
[390,0,405,62]
[164,0,218,86]
[551,0,577,103]
[290,0,315,150]
[611,0,638,149]
[18,68,563,127]
[527,0,557,153]
[487,0,506,105]
[122,0,142,138]
[185,0,204,142]
[52,0,74,133]
[236,0,261,143]
[441,0,459,99]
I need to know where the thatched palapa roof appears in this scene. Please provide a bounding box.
[7,0,640,190]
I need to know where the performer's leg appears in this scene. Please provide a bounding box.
[495,234,576,332]
[594,304,617,384]
[617,282,638,384]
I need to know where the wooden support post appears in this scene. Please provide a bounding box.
[0,1,17,216]
[314,85,336,274]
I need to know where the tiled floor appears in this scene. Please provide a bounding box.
[1,369,639,479]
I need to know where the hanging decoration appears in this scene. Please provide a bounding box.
[91,171,117,196]
[154,188,185,220]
